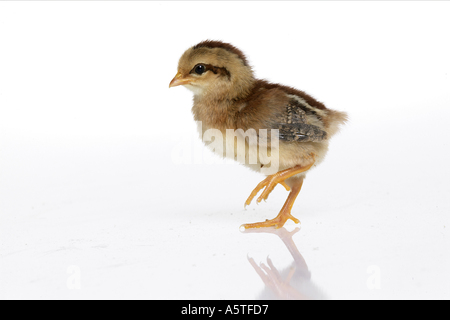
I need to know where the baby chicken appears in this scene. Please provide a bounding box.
[169,40,347,229]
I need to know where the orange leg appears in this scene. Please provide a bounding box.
[241,177,305,229]
[244,161,314,208]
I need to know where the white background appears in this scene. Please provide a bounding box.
[1,1,449,299]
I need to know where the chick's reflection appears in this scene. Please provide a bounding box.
[244,227,326,300]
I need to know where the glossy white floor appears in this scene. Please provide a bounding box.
[1,2,449,299]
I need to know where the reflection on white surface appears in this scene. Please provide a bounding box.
[244,227,325,300]
[0,137,449,299]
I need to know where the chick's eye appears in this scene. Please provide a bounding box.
[194,64,206,75]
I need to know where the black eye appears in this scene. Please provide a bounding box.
[194,64,206,75]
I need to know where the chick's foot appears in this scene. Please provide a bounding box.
[244,162,313,208]
[241,209,300,229]
[242,176,304,229]
[244,176,290,208]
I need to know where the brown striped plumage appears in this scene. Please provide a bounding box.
[169,40,347,229]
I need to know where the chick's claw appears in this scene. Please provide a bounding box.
[280,181,291,192]
[257,179,278,203]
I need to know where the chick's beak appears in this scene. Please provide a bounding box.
[169,71,194,88]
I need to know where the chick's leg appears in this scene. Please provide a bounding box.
[242,177,304,229]
[244,162,314,207]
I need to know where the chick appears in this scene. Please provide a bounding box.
[169,40,347,229]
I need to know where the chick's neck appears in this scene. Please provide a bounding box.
[192,78,255,130]
[192,95,239,130]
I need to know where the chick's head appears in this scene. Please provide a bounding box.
[169,40,254,100]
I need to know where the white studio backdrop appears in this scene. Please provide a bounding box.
[0,1,449,299]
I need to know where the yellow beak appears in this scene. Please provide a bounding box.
[169,72,194,88]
